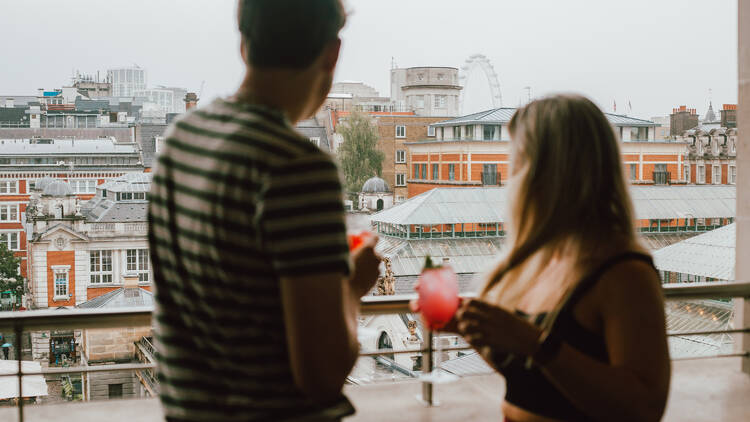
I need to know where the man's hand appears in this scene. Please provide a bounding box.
[348,235,381,297]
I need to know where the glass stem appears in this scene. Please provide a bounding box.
[434,331,441,375]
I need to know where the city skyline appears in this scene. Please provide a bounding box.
[0,0,739,119]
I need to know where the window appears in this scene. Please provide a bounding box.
[108,384,123,399]
[481,164,498,185]
[395,173,405,186]
[0,204,18,222]
[483,125,496,141]
[420,164,427,180]
[52,266,70,299]
[90,250,113,284]
[629,127,648,141]
[434,95,446,108]
[629,164,637,180]
[413,163,420,179]
[309,137,320,147]
[127,249,150,282]
[713,165,721,184]
[0,181,18,194]
[685,165,690,182]
[730,166,737,184]
[698,165,706,184]
[415,95,425,109]
[0,232,19,250]
[432,164,439,180]
[396,150,406,163]
[453,126,460,140]
[133,192,146,200]
[464,125,474,139]
[395,125,406,138]
[448,164,455,181]
[71,179,97,194]
[427,125,435,137]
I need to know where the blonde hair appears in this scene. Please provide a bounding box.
[481,94,644,318]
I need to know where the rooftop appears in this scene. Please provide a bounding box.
[654,224,735,280]
[77,288,154,309]
[370,186,736,226]
[430,107,658,127]
[96,172,152,193]
[0,138,139,156]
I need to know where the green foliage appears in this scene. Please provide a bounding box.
[0,243,23,294]
[337,112,385,194]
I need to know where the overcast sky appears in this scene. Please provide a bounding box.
[0,0,738,119]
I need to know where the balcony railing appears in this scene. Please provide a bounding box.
[653,171,671,185]
[0,282,749,420]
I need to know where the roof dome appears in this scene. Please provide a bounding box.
[35,177,57,192]
[362,177,390,193]
[42,180,74,196]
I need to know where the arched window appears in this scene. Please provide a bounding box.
[377,331,395,362]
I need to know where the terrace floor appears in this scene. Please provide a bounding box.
[1,358,748,421]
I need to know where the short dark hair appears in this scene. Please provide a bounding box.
[238,0,346,69]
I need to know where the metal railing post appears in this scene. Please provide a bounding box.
[15,322,23,422]
[421,329,434,406]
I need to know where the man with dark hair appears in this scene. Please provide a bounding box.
[149,1,381,420]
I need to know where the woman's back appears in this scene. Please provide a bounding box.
[457,95,671,422]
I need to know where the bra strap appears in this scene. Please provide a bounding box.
[559,252,655,315]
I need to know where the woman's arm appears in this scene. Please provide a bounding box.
[538,261,671,422]
[459,261,670,422]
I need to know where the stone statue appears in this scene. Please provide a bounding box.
[376,257,395,296]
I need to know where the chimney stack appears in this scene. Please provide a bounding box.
[184,92,199,111]
[670,105,700,136]
[721,104,737,128]
[123,273,139,289]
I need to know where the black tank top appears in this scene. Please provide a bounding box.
[495,252,656,421]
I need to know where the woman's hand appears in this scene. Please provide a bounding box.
[457,299,543,356]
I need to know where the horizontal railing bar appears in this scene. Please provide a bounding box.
[671,352,750,361]
[667,328,750,337]
[0,307,152,332]
[0,362,155,378]
[359,345,472,358]
[0,283,747,332]
[662,282,750,299]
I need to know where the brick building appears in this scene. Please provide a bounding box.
[372,115,450,202]
[405,108,686,198]
[26,173,151,309]
[0,137,144,280]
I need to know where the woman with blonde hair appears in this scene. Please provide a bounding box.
[457,95,671,422]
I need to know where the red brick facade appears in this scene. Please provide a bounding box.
[47,250,76,307]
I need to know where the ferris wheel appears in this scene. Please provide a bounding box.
[458,54,503,114]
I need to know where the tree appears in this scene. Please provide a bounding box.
[337,111,385,195]
[0,243,23,295]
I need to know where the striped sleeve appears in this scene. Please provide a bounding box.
[260,152,351,277]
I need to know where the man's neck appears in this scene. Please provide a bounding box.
[236,68,315,124]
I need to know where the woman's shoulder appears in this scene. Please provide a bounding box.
[590,252,662,304]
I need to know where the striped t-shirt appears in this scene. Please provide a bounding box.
[148,98,352,421]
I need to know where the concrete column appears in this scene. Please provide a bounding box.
[736,0,750,374]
